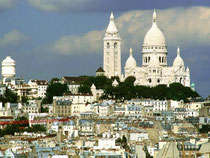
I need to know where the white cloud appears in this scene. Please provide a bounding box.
[27,0,95,12]
[0,30,30,47]
[51,31,103,55]
[48,7,210,55]
[0,0,15,11]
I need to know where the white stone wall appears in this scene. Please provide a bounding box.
[130,132,149,141]
[54,95,94,104]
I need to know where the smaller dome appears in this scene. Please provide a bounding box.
[125,48,137,69]
[91,83,96,89]
[173,47,184,67]
[2,56,15,65]
[112,79,119,87]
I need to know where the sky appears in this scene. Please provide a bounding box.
[0,0,210,98]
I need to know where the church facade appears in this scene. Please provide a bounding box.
[103,10,190,87]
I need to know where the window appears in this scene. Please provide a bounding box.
[107,42,110,48]
[114,42,117,48]
[148,78,152,83]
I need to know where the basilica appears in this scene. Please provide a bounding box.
[103,10,190,87]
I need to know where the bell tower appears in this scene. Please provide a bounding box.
[103,12,121,78]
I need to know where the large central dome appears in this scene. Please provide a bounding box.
[143,10,166,46]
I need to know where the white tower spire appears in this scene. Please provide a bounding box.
[106,11,118,33]
[110,11,114,20]
[103,12,121,79]
[153,9,157,24]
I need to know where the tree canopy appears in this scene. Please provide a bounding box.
[42,79,69,104]
[78,76,112,94]
[102,77,199,102]
[43,76,200,103]
[76,75,199,102]
[0,116,46,137]
[0,88,18,104]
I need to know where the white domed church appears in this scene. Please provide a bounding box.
[103,10,190,87]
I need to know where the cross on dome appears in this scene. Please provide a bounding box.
[129,47,133,56]
[177,46,180,56]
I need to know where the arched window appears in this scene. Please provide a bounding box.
[114,42,117,48]
[107,42,110,48]
[148,57,150,62]
[157,79,160,83]
[148,78,152,83]
[159,57,161,63]
[162,57,164,63]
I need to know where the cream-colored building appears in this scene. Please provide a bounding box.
[22,103,39,114]
[28,80,48,98]
[124,10,190,87]
[71,103,86,117]
[55,93,94,104]
[52,99,71,117]
[103,10,191,87]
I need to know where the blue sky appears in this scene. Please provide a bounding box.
[0,0,210,98]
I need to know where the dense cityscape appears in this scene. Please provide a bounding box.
[0,1,210,158]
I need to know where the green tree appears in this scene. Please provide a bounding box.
[21,96,29,104]
[124,76,136,86]
[43,79,69,104]
[27,124,46,132]
[4,88,18,103]
[0,116,29,137]
[115,135,130,151]
[78,76,112,94]
[41,106,49,113]
[102,81,200,102]
[111,76,121,83]
[78,85,91,94]
[92,76,112,89]
[50,78,60,84]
